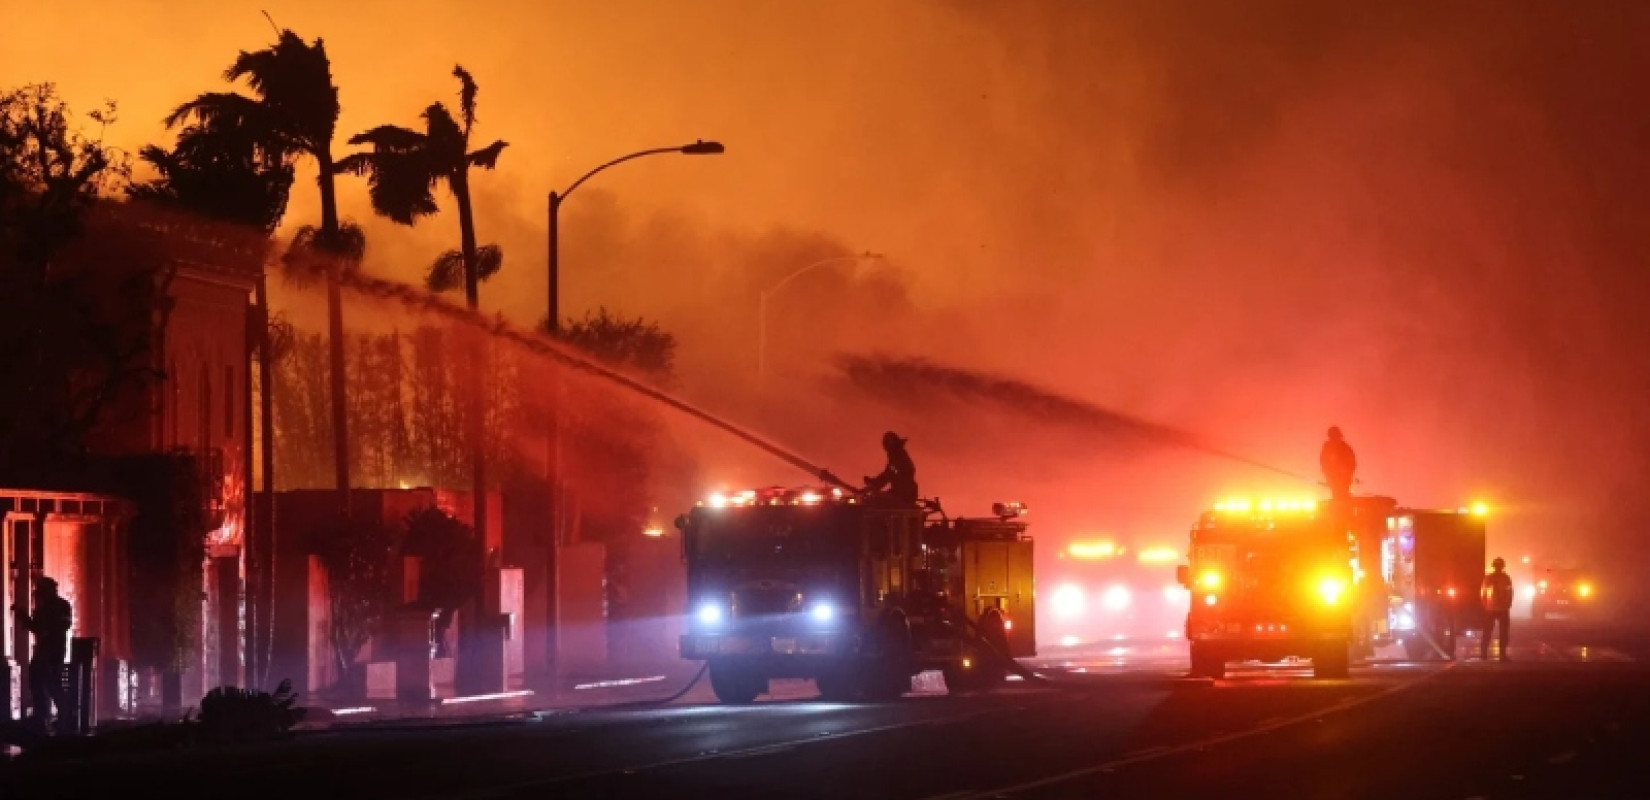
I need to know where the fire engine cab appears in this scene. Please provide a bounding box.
[676,486,1036,703]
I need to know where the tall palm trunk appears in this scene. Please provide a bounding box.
[317,151,351,508]
[255,272,278,688]
[454,169,487,545]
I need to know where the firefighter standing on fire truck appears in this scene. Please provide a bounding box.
[864,431,919,504]
[1320,426,1357,501]
[1480,557,1514,661]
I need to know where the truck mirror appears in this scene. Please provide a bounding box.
[673,514,688,531]
[1175,565,1190,587]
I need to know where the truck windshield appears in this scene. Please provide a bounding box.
[1195,529,1344,590]
[694,509,849,566]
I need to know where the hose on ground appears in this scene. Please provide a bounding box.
[577,662,709,711]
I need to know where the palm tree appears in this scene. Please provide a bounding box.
[338,65,507,537]
[336,65,508,308]
[166,29,356,500]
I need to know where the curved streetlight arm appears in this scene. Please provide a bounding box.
[556,140,724,203]
[758,252,884,387]
[558,147,679,203]
[761,252,884,301]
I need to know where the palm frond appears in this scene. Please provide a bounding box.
[281,221,367,286]
[164,92,262,131]
[467,140,508,169]
[346,124,425,152]
[221,29,339,154]
[474,244,503,282]
[453,65,479,133]
[421,103,467,169]
[426,249,465,293]
[346,147,440,225]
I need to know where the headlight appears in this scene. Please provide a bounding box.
[1578,584,1593,598]
[1197,570,1222,590]
[810,603,835,622]
[1318,577,1345,605]
[696,603,724,625]
[1102,585,1132,612]
[1052,584,1086,618]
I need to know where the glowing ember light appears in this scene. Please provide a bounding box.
[1068,541,1118,559]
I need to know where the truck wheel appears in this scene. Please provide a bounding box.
[709,662,764,704]
[1402,637,1430,661]
[861,611,913,702]
[816,669,858,702]
[1313,644,1350,679]
[1189,643,1225,679]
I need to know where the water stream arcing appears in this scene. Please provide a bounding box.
[333,271,854,490]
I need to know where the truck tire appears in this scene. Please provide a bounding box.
[1188,643,1225,679]
[1402,636,1430,661]
[709,661,764,704]
[1313,644,1350,679]
[861,611,913,702]
[816,668,857,702]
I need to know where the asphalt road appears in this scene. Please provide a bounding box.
[4,619,1647,800]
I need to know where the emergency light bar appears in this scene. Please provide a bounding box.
[701,486,851,508]
[1210,498,1318,514]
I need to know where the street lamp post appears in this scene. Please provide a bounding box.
[542,140,723,685]
[546,140,724,334]
[757,252,884,387]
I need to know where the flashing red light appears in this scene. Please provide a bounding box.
[1446,587,1457,598]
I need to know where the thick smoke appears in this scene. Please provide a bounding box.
[8,0,1650,603]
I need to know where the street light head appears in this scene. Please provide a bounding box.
[681,140,725,155]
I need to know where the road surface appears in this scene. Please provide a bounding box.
[4,620,1646,799]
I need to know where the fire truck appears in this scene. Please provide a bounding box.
[1379,505,1487,659]
[1177,496,1489,679]
[675,486,1036,703]
[1530,564,1599,621]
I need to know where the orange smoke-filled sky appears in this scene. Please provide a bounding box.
[9,0,1650,575]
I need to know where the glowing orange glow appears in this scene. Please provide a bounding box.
[1136,546,1180,564]
[1067,541,1119,559]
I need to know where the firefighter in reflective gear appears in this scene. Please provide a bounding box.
[1480,557,1514,661]
[1320,426,1357,501]
[864,431,918,505]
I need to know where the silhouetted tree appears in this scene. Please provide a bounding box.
[312,513,396,697]
[401,505,483,655]
[339,65,508,543]
[168,28,356,500]
[336,65,508,304]
[0,84,174,483]
[129,123,293,231]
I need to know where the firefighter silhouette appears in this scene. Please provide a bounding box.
[13,576,72,729]
[864,431,918,504]
[1320,426,1357,500]
[1480,556,1514,661]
